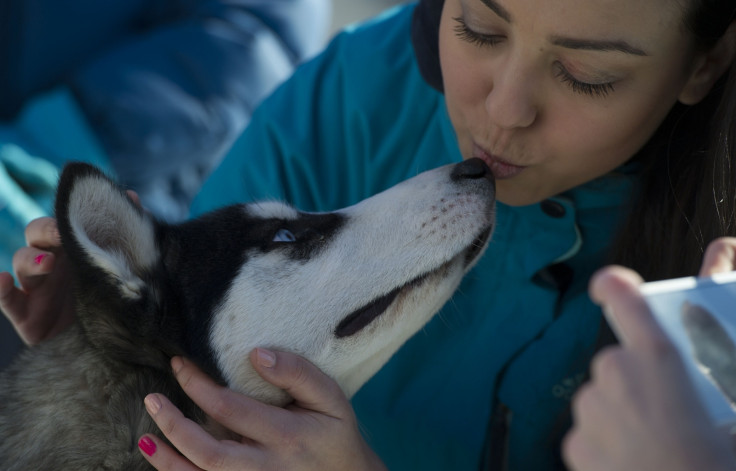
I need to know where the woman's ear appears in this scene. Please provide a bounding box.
[679,21,736,105]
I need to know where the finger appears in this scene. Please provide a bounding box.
[589,266,671,352]
[0,271,15,299]
[0,271,27,324]
[125,191,153,217]
[126,190,141,207]
[23,217,61,249]
[561,427,597,471]
[12,248,56,292]
[144,392,257,470]
[138,434,203,471]
[251,348,351,418]
[700,237,736,277]
[171,356,290,444]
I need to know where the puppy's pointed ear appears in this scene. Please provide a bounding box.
[55,163,159,301]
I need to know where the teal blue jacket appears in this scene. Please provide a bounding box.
[191,5,636,470]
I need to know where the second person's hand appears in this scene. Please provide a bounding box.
[0,191,142,345]
[0,217,75,345]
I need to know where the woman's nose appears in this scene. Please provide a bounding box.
[484,59,538,130]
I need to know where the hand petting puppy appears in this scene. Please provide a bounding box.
[1,215,387,471]
[139,350,387,471]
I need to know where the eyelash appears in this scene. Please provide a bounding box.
[553,64,616,98]
[453,16,504,47]
[453,17,616,99]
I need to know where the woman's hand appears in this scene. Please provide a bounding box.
[139,349,387,471]
[563,238,736,471]
[0,217,75,345]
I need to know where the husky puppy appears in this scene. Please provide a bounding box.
[0,160,494,470]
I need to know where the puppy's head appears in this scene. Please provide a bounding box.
[56,161,495,404]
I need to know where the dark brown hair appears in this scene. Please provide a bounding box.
[609,1,736,280]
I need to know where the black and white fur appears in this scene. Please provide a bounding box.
[0,160,495,470]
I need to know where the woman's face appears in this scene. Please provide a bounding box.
[440,0,702,205]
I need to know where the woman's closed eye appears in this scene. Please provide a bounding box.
[454,16,618,99]
[453,17,504,47]
[553,63,616,98]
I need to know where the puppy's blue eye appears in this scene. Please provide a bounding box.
[273,229,296,242]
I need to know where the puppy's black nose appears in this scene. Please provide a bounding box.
[451,158,492,181]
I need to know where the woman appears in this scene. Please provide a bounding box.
[2,0,735,469]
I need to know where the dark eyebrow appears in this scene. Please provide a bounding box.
[477,0,648,56]
[479,0,512,23]
[551,36,649,56]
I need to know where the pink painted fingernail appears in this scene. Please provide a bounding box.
[138,436,156,457]
[33,254,48,265]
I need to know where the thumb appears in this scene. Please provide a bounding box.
[700,238,736,277]
[250,348,351,418]
[589,265,671,352]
